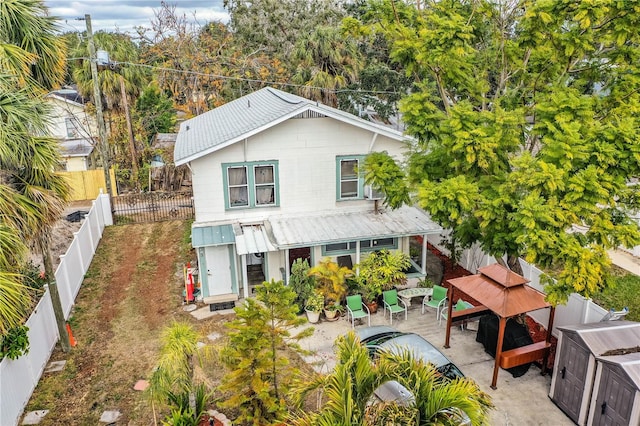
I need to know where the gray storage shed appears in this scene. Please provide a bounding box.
[549,321,640,425]
[588,353,640,425]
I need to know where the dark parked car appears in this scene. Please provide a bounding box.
[355,326,465,404]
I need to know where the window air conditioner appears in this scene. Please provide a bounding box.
[365,185,384,200]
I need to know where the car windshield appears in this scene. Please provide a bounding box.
[437,362,464,380]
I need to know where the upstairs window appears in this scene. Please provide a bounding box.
[337,156,364,200]
[224,162,279,209]
[65,117,81,138]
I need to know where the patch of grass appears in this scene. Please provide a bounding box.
[593,270,640,322]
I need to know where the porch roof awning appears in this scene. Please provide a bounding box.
[191,224,235,248]
[268,205,442,249]
[234,223,278,255]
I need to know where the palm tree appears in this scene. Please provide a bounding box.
[0,0,66,92]
[0,0,70,334]
[292,26,363,107]
[149,322,211,423]
[289,332,493,425]
[72,31,148,111]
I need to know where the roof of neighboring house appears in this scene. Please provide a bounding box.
[174,87,410,166]
[46,88,87,107]
[152,133,178,150]
[59,139,94,157]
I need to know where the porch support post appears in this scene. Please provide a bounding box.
[241,254,249,298]
[491,316,507,389]
[355,241,361,275]
[421,234,427,274]
[284,249,290,285]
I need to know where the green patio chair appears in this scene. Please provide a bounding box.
[439,299,473,327]
[346,294,370,328]
[422,284,448,316]
[383,289,407,325]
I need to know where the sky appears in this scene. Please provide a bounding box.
[44,0,229,35]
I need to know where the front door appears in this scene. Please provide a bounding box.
[205,245,233,295]
[552,336,590,423]
[289,247,311,269]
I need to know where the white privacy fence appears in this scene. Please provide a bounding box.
[427,233,609,337]
[0,194,112,426]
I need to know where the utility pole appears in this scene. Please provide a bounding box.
[85,14,114,204]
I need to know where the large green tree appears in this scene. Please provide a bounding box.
[0,0,70,333]
[360,0,640,304]
[289,332,492,425]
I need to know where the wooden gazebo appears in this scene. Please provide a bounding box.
[443,263,555,389]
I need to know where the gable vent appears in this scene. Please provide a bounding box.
[293,110,327,119]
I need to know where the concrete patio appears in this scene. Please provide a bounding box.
[298,301,573,426]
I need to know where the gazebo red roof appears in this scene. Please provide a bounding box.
[447,263,550,318]
[443,263,555,389]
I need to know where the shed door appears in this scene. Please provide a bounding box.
[591,366,633,426]
[553,335,590,422]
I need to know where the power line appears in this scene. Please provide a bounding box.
[68,56,404,96]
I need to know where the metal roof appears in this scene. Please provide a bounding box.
[558,321,640,357]
[174,87,410,166]
[234,223,278,255]
[447,264,550,318]
[191,224,235,248]
[58,139,94,157]
[268,205,441,248]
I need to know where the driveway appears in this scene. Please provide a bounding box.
[299,303,573,426]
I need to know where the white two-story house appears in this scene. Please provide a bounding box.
[45,88,97,171]
[174,87,442,304]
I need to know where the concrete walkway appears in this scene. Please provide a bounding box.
[298,304,573,426]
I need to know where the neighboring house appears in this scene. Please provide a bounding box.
[174,87,442,303]
[45,88,97,171]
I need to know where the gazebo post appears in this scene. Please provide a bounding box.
[541,306,556,376]
[491,316,507,390]
[444,284,455,348]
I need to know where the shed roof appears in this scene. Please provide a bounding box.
[597,352,640,389]
[447,264,550,318]
[558,321,640,356]
[174,87,410,166]
[152,133,177,150]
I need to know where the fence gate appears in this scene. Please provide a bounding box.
[113,190,194,224]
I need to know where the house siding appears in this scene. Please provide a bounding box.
[191,116,407,224]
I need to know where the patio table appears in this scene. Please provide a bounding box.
[397,287,432,307]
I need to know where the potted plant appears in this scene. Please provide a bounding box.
[356,250,411,312]
[323,302,343,321]
[308,257,352,313]
[418,277,435,289]
[289,258,316,314]
[355,274,382,313]
[304,291,324,324]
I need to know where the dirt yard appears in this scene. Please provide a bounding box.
[24,220,220,425]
